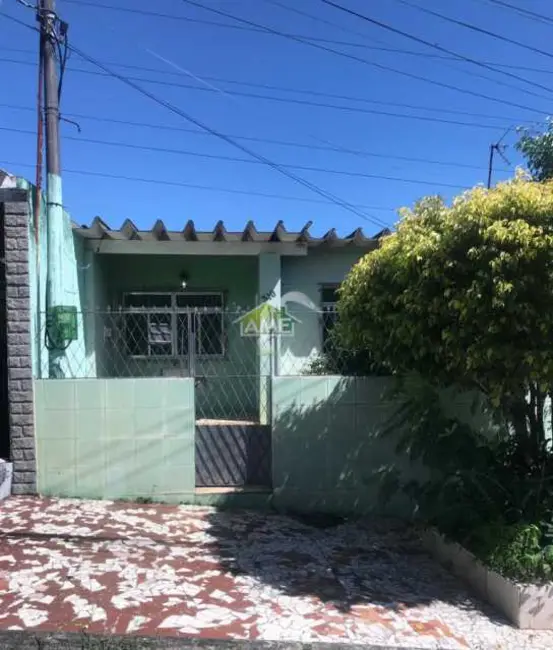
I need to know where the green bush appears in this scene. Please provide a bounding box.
[338,176,553,458]
[468,523,553,583]
[378,379,553,582]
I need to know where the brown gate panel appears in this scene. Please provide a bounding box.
[195,422,271,488]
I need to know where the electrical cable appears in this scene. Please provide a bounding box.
[270,0,553,102]
[0,54,526,124]
[53,1,553,74]
[321,0,553,98]
[66,43,390,227]
[1,125,478,189]
[394,0,553,61]
[0,10,388,227]
[176,0,545,115]
[0,57,523,130]
[0,160,400,215]
[0,102,511,173]
[484,0,553,26]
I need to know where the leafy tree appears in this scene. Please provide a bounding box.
[516,118,553,181]
[337,174,553,456]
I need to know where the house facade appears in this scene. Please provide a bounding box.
[4,176,412,506]
[37,217,387,422]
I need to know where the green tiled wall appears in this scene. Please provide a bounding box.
[34,378,195,501]
[271,376,485,517]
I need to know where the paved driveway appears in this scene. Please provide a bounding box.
[0,498,552,649]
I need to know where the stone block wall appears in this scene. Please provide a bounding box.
[0,188,36,494]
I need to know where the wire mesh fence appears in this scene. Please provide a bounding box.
[36,305,373,419]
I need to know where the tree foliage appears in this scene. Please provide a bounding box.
[337,174,553,450]
[516,118,553,181]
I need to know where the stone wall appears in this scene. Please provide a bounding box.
[0,188,36,494]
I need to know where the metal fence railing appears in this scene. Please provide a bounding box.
[36,306,377,418]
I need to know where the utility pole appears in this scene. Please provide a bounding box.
[39,0,67,376]
[487,128,512,189]
[487,144,495,190]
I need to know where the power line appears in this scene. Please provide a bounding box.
[0,54,520,122]
[46,2,553,76]
[262,0,392,48]
[0,102,511,173]
[66,44,390,227]
[176,0,545,115]
[483,0,553,26]
[395,0,553,61]
[60,0,422,56]
[0,9,390,228]
[0,160,398,215]
[273,0,553,103]
[321,0,553,99]
[0,56,525,129]
[1,125,479,189]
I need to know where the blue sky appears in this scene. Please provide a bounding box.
[0,0,552,236]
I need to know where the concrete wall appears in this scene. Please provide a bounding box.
[280,249,366,374]
[271,376,484,517]
[34,378,195,501]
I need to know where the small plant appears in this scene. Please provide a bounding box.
[134,496,154,504]
[468,523,553,583]
[303,330,388,376]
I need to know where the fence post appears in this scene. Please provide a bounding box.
[187,310,195,378]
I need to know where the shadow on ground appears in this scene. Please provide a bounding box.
[204,506,503,618]
[202,377,504,622]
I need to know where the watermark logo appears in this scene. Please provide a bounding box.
[234,291,317,337]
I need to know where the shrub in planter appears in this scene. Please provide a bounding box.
[467,522,553,583]
[376,379,553,583]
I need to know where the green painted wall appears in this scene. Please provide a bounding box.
[19,178,87,380]
[279,249,367,375]
[35,378,195,501]
[271,376,486,517]
[95,255,259,419]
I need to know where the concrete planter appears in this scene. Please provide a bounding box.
[422,528,553,629]
[0,460,13,500]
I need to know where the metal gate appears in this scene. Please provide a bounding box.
[0,208,10,459]
[84,303,273,489]
[191,309,272,488]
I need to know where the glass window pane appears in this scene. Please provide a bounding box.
[197,312,223,355]
[148,314,171,344]
[176,313,190,356]
[321,286,339,304]
[176,293,223,308]
[125,293,172,309]
[322,311,338,353]
[126,314,148,356]
[150,343,172,356]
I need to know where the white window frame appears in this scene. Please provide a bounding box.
[122,291,225,358]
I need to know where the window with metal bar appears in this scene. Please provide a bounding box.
[320,285,340,353]
[123,292,224,357]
